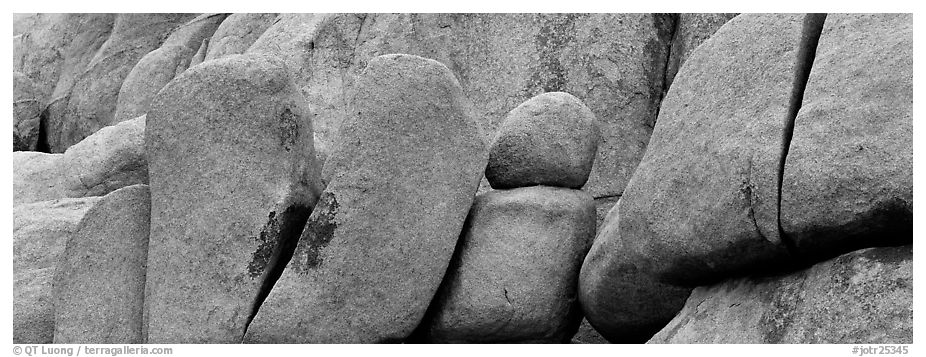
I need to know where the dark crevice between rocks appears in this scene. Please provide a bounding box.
[776,13,827,259]
[240,204,313,341]
[34,106,52,153]
[651,13,679,129]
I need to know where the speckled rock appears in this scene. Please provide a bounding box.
[781,14,912,258]
[188,38,209,67]
[486,92,600,189]
[245,54,486,343]
[571,319,609,344]
[418,186,595,343]
[13,197,102,344]
[53,185,150,344]
[579,199,692,343]
[248,14,673,197]
[618,14,807,286]
[665,13,738,86]
[161,13,228,51]
[47,13,194,152]
[114,46,193,122]
[14,14,115,105]
[60,116,148,205]
[14,152,66,205]
[204,13,278,61]
[144,53,323,343]
[14,72,43,151]
[649,245,913,344]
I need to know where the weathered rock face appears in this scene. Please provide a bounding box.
[245,54,486,343]
[665,13,738,86]
[578,199,692,343]
[205,13,278,61]
[248,14,673,197]
[14,13,115,105]
[114,46,193,122]
[649,245,912,344]
[14,117,148,205]
[14,152,66,205]
[14,72,43,151]
[161,13,228,51]
[53,185,151,344]
[188,38,210,67]
[144,53,323,343]
[13,197,102,344]
[418,186,595,343]
[618,14,807,286]
[781,14,912,258]
[486,92,600,190]
[47,13,194,152]
[571,319,609,344]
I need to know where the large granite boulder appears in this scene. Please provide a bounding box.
[161,13,228,51]
[485,92,600,190]
[649,245,912,344]
[204,13,278,61]
[417,186,595,343]
[780,14,912,258]
[47,13,194,152]
[14,72,43,151]
[114,46,194,122]
[53,185,151,344]
[13,197,102,343]
[144,53,323,343]
[248,14,674,198]
[579,199,692,343]
[618,14,807,286]
[245,54,486,343]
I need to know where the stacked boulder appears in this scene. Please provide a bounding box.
[415,92,599,343]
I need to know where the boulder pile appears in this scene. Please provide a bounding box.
[11,13,911,345]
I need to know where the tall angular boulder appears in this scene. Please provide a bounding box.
[245,54,486,343]
[53,185,151,344]
[204,13,278,61]
[649,245,912,344]
[13,197,102,343]
[144,53,323,343]
[418,186,595,343]
[47,13,194,152]
[780,14,912,257]
[665,13,739,86]
[618,14,807,286]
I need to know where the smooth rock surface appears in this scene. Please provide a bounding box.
[579,199,692,343]
[418,186,595,343]
[618,14,806,286]
[486,92,600,189]
[47,13,194,152]
[188,38,209,67]
[144,53,323,343]
[114,45,193,122]
[161,13,228,51]
[205,13,278,61]
[14,72,43,151]
[13,197,102,344]
[781,14,913,258]
[245,54,486,343]
[665,13,739,86]
[248,14,673,197]
[53,185,151,344]
[14,152,66,205]
[649,245,913,344]
[62,116,149,197]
